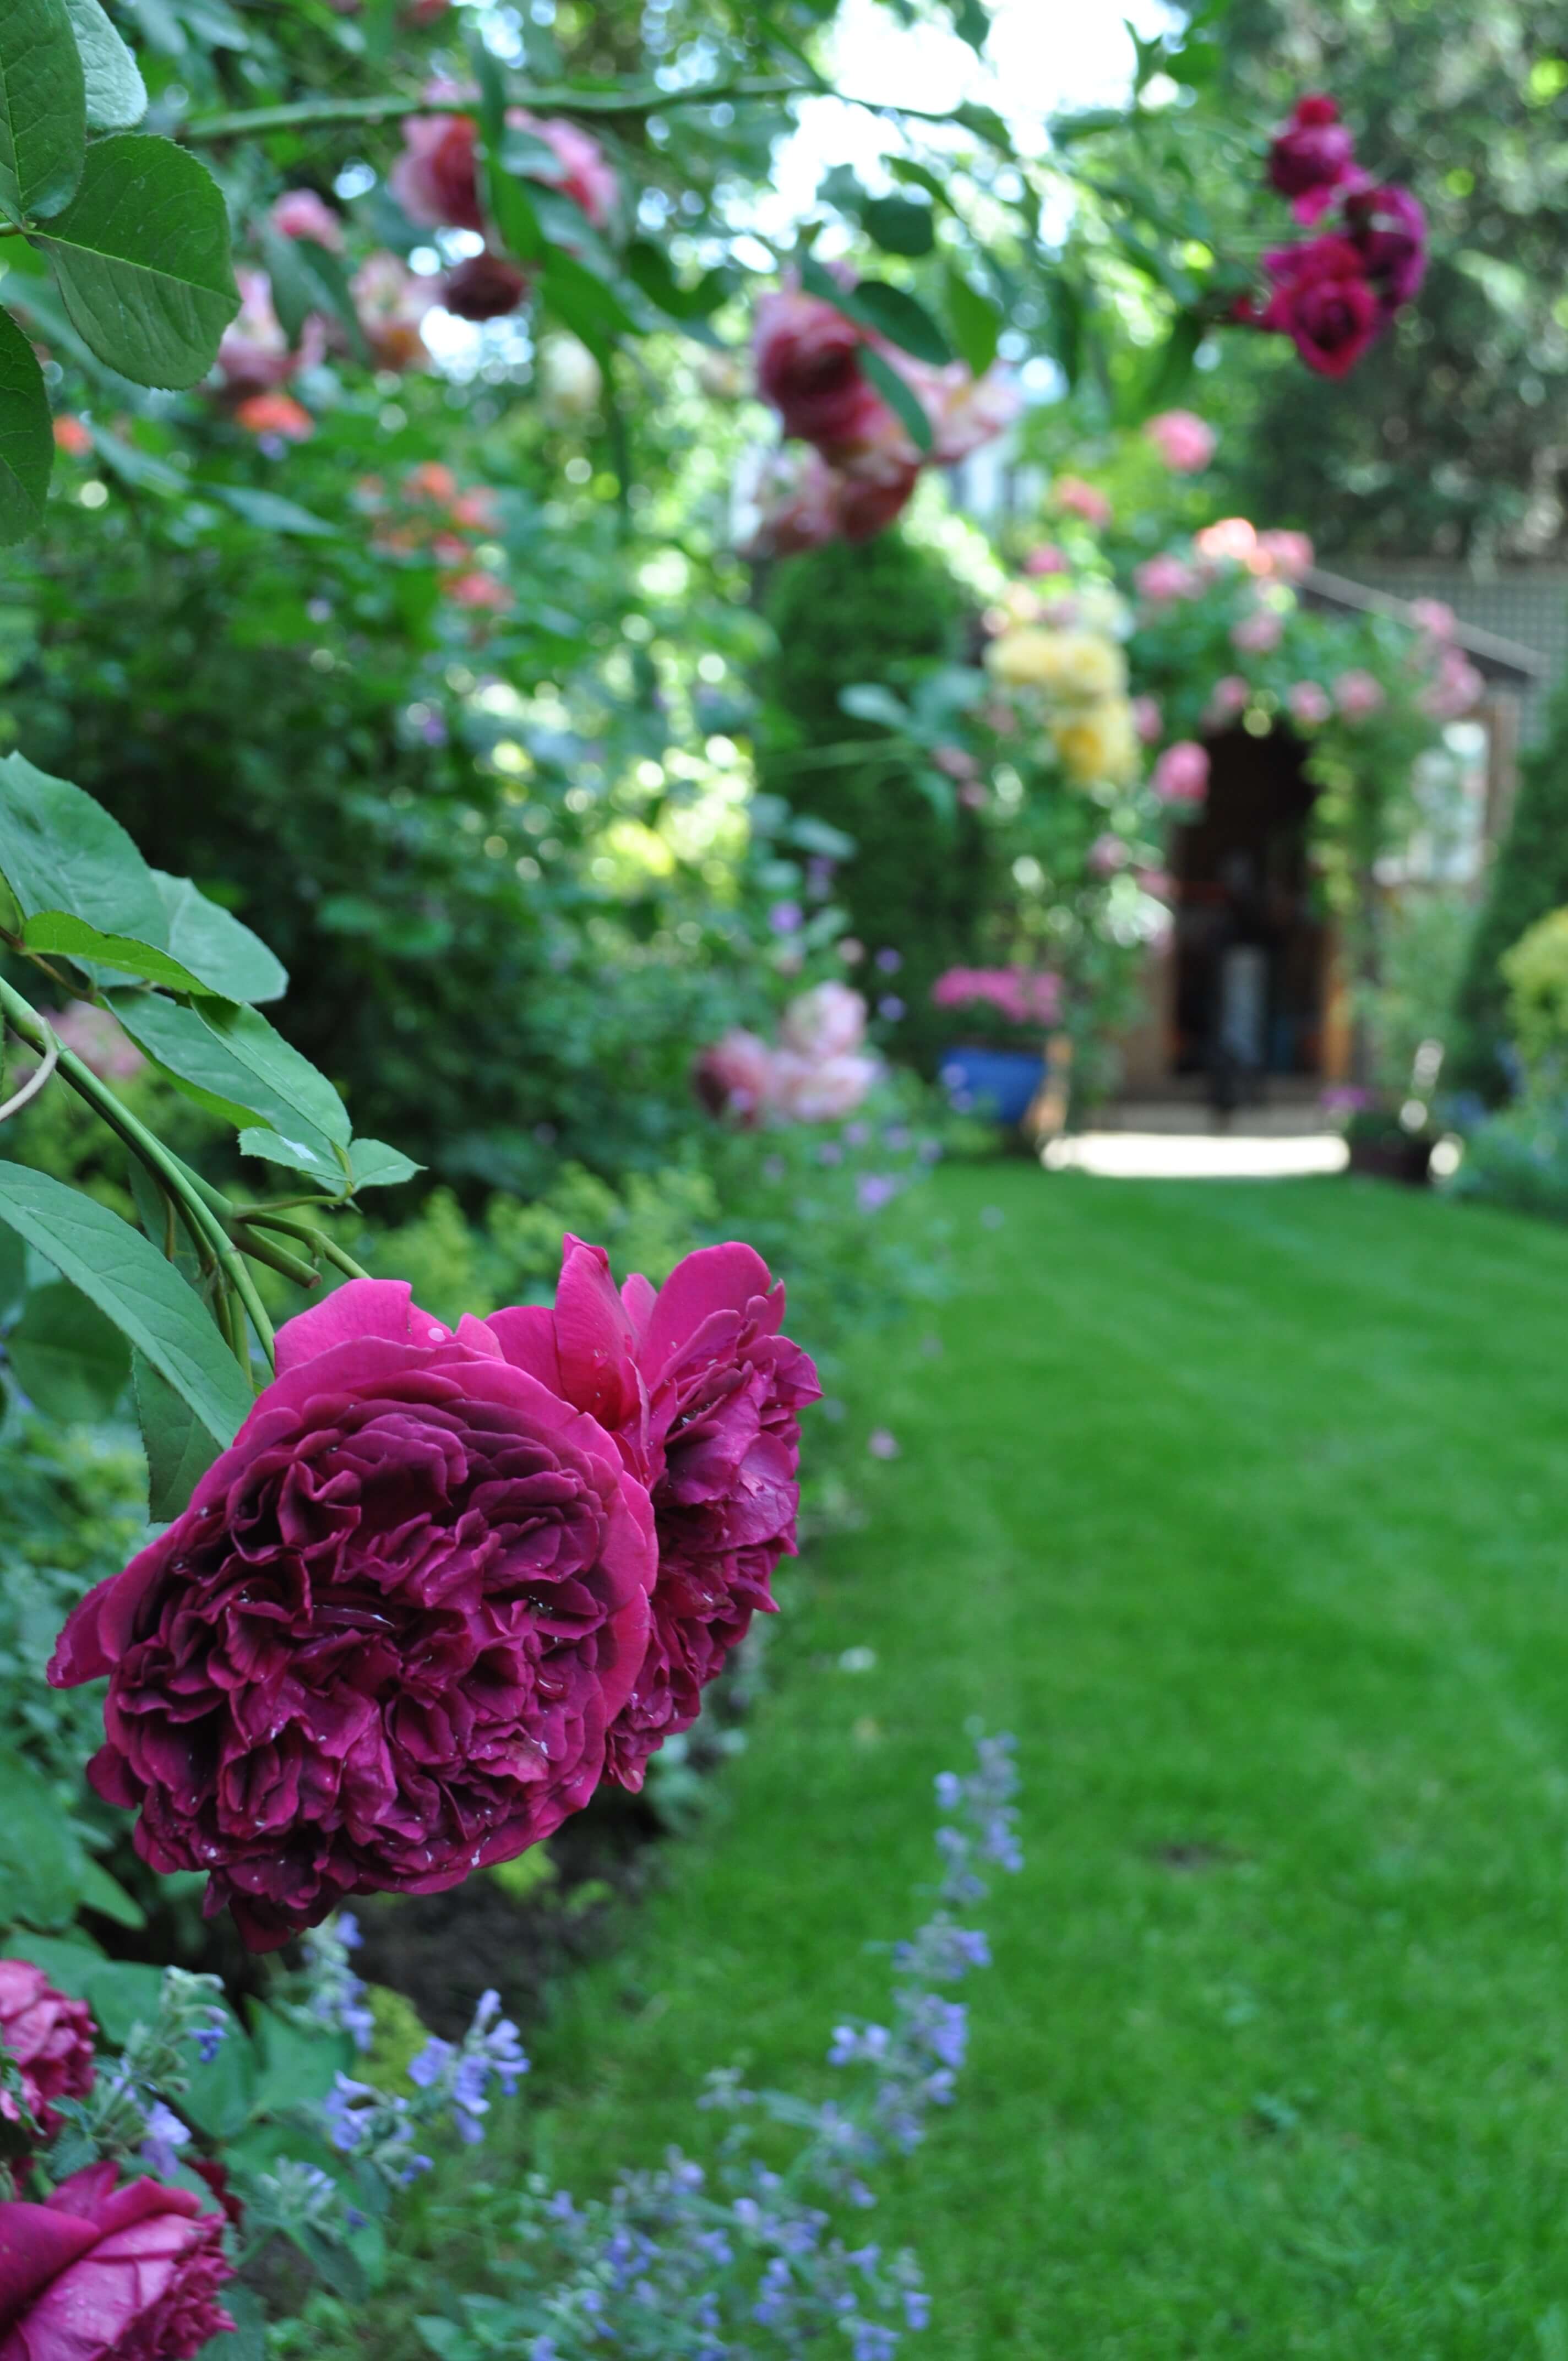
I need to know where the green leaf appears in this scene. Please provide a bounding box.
[200,2282,266,2361]
[237,1126,341,1185]
[858,344,933,454]
[249,2000,351,2115]
[0,1222,24,1323]
[947,0,989,47]
[34,132,240,389]
[63,0,145,128]
[798,254,950,363]
[623,238,728,325]
[7,1276,129,1418]
[943,264,1000,376]
[110,993,350,1157]
[82,1956,164,2042]
[861,195,934,258]
[0,0,85,224]
[153,871,287,1003]
[0,303,52,545]
[540,246,638,361]
[134,1347,220,1520]
[210,483,337,537]
[0,1162,253,1445]
[22,911,236,993]
[260,221,365,360]
[348,1139,423,1193]
[2,1932,105,1990]
[839,682,912,730]
[76,1855,145,1929]
[1049,105,1126,145]
[0,748,168,943]
[0,1748,85,1928]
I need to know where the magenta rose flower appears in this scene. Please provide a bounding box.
[269,188,345,251]
[1342,182,1428,311]
[487,1241,820,1791]
[391,101,486,232]
[0,1963,95,2136]
[516,112,618,232]
[1152,741,1211,808]
[48,1280,656,1950]
[1266,95,1361,222]
[0,2162,233,2361]
[1255,235,1384,378]
[1143,409,1216,472]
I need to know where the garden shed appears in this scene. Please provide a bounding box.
[1119,575,1547,1094]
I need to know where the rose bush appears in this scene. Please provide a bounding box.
[50,1280,658,1949]
[0,1965,94,2136]
[0,2163,234,2361]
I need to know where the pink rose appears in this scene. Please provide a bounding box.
[49,1280,657,1950]
[351,253,434,372]
[1135,865,1174,900]
[1143,410,1216,472]
[514,112,617,232]
[769,1049,880,1123]
[215,268,314,397]
[39,1004,144,1084]
[1088,832,1129,877]
[0,2162,234,2361]
[1420,646,1483,720]
[444,569,512,611]
[1333,668,1386,720]
[1022,543,1067,577]
[931,742,978,781]
[778,982,868,1060]
[1152,741,1211,807]
[833,452,922,542]
[694,1029,778,1122]
[269,188,344,251]
[1256,529,1314,581]
[1250,235,1384,379]
[1266,95,1360,224]
[921,364,1021,464]
[391,105,485,232]
[1205,674,1250,725]
[0,1962,95,2136]
[1054,476,1111,526]
[1410,597,1456,641]
[1286,679,1332,726]
[234,393,314,442]
[1231,608,1283,655]
[442,252,532,320]
[1135,553,1199,605]
[1133,694,1163,744]
[486,1241,819,1791]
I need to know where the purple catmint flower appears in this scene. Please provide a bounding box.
[876,995,906,1022]
[408,2038,455,2090]
[140,2100,190,2178]
[769,901,804,935]
[323,2073,378,2152]
[852,2325,900,2361]
[934,1772,962,1811]
[874,947,903,974]
[905,2290,931,2330]
[193,2015,227,2065]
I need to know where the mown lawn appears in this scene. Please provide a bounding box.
[383,1166,1568,2357]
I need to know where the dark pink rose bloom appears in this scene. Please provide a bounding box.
[269,188,345,252]
[753,289,891,454]
[1267,95,1360,222]
[515,113,617,232]
[0,1963,94,2136]
[391,106,485,232]
[48,1280,656,1950]
[442,252,532,320]
[1343,182,1428,311]
[1255,235,1384,378]
[0,2162,234,2361]
[487,1241,820,1791]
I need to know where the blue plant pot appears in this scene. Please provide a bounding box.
[939,1045,1046,1126]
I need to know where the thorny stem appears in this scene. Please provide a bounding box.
[180,74,805,141]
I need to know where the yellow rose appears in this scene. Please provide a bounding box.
[986,628,1127,703]
[1052,698,1141,787]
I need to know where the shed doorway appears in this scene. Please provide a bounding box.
[1169,728,1327,1083]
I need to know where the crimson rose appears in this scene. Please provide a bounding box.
[0,1964,94,2136]
[0,2163,233,2361]
[487,1241,819,1789]
[1254,235,1383,378]
[49,1280,656,1949]
[753,288,895,456]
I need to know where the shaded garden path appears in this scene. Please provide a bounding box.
[455,1168,1568,2355]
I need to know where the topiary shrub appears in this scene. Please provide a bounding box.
[756,532,995,1066]
[1500,906,1568,1074]
[1452,663,1568,1094]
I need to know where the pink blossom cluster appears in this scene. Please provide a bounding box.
[930,967,1062,1027]
[695,983,880,1124]
[216,241,435,437]
[51,1249,818,1950]
[747,280,1021,553]
[1142,410,1216,474]
[1238,96,1427,378]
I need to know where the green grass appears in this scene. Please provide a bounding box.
[372,1167,1568,2356]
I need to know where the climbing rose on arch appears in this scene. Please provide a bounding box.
[486,1239,820,1791]
[48,1281,656,1949]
